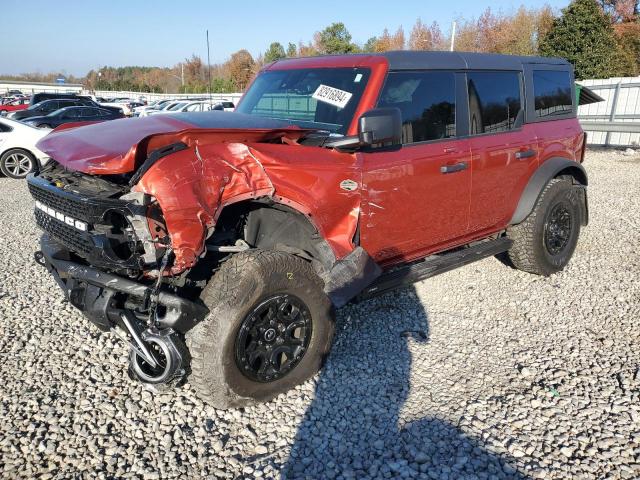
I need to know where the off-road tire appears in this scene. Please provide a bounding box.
[187,249,334,409]
[506,178,581,276]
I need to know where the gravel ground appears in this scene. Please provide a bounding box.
[0,149,639,479]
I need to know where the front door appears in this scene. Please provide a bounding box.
[359,70,471,265]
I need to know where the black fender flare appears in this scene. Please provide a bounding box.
[510,157,588,225]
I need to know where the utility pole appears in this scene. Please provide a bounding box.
[181,63,184,88]
[450,21,457,52]
[206,30,212,103]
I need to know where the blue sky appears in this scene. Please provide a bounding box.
[0,0,569,76]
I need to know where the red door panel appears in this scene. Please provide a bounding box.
[468,125,539,234]
[360,139,471,265]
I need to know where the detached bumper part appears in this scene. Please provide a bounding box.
[36,234,208,333]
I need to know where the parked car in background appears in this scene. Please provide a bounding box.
[30,92,86,105]
[10,99,92,121]
[214,100,235,111]
[22,106,124,129]
[0,97,30,116]
[132,99,171,116]
[140,100,188,116]
[150,100,217,114]
[0,117,49,178]
[97,98,136,116]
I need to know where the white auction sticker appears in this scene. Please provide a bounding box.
[312,84,353,109]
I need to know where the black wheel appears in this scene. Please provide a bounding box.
[0,149,36,179]
[506,178,582,276]
[187,250,334,409]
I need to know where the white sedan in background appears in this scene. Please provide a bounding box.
[0,117,50,179]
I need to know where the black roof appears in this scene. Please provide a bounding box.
[378,51,570,71]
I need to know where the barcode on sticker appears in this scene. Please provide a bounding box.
[312,84,353,109]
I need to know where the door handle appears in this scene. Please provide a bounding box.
[440,162,468,174]
[515,149,536,160]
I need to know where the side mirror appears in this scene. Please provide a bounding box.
[324,107,403,150]
[358,107,402,147]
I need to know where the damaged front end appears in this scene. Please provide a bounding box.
[27,112,374,387]
[29,161,208,385]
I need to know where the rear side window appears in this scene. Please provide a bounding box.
[533,70,573,117]
[377,71,456,144]
[467,71,522,135]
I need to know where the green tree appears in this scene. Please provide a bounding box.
[286,42,297,57]
[315,22,358,54]
[539,0,625,79]
[363,36,378,52]
[264,42,286,63]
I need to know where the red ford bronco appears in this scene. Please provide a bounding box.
[28,52,587,408]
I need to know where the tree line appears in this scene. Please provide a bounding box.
[4,0,640,93]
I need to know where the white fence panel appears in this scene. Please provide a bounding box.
[578,77,640,146]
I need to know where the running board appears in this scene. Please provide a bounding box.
[355,236,513,302]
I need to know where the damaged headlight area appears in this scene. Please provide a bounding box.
[27,165,169,274]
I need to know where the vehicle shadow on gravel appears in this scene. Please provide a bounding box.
[281,287,527,479]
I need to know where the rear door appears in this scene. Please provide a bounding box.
[466,71,539,234]
[360,70,472,265]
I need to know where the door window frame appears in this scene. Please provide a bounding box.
[374,69,467,148]
[523,64,576,124]
[462,69,525,139]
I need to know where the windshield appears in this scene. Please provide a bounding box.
[169,102,188,111]
[236,67,370,135]
[28,101,46,110]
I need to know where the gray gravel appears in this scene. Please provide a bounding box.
[1,149,639,479]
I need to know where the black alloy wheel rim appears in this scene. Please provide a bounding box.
[235,294,313,383]
[544,202,573,256]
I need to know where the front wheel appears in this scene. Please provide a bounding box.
[187,250,334,409]
[0,149,37,179]
[506,178,582,276]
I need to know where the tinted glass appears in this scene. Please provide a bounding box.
[467,72,522,135]
[0,122,13,132]
[43,101,58,112]
[378,71,456,143]
[533,70,573,117]
[237,68,370,135]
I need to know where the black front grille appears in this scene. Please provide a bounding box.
[28,183,90,221]
[35,210,93,256]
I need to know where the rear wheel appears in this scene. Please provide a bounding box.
[187,250,334,409]
[0,149,36,179]
[506,178,581,276]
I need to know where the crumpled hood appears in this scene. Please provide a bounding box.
[35,111,309,175]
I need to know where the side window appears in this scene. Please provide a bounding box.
[43,101,58,112]
[533,70,573,117]
[377,71,456,144]
[467,71,522,135]
[0,122,13,132]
